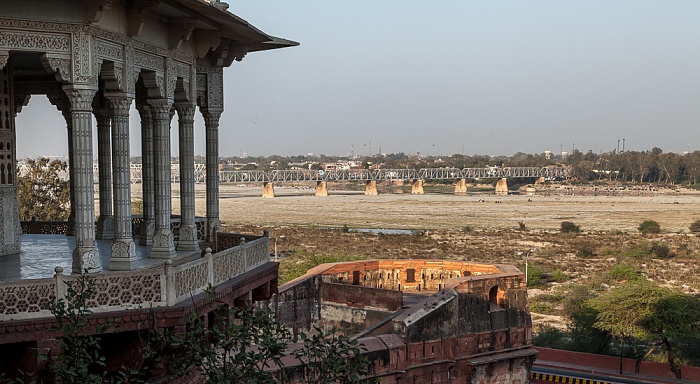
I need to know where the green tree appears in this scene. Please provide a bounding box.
[170,295,290,384]
[292,327,377,384]
[48,271,107,383]
[589,280,700,378]
[17,158,70,221]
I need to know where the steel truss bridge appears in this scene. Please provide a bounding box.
[212,167,569,183]
[18,164,567,184]
[216,167,568,183]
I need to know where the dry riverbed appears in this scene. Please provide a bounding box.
[181,183,700,329]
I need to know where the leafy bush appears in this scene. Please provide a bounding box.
[560,221,580,233]
[518,221,527,231]
[527,266,546,287]
[638,220,661,234]
[463,225,474,233]
[608,265,641,281]
[550,269,570,283]
[690,220,700,233]
[650,242,672,259]
[576,246,595,258]
[530,301,554,314]
[562,285,595,318]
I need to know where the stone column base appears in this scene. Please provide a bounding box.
[262,182,275,198]
[65,212,75,236]
[72,246,102,274]
[315,181,328,197]
[365,180,378,196]
[177,224,200,251]
[411,179,424,194]
[138,220,155,246]
[206,218,221,243]
[95,216,114,240]
[109,239,137,270]
[151,229,175,258]
[455,178,467,194]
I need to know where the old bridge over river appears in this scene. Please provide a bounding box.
[147,166,569,197]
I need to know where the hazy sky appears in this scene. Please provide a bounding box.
[15,1,700,158]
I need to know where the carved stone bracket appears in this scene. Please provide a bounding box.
[141,71,166,99]
[101,61,126,93]
[169,18,196,49]
[41,54,72,83]
[84,0,113,23]
[0,51,8,70]
[209,39,248,67]
[194,30,221,59]
[126,0,160,37]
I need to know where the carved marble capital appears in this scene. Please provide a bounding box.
[147,99,173,117]
[107,96,133,116]
[175,103,196,122]
[201,110,222,128]
[63,87,97,111]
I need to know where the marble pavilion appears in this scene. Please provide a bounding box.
[0,0,296,271]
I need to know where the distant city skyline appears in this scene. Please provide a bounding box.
[14,1,700,159]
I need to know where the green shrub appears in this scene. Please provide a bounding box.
[576,246,595,258]
[518,221,527,231]
[690,220,700,233]
[621,242,652,259]
[650,242,672,259]
[638,220,661,234]
[463,225,474,233]
[530,301,554,314]
[562,285,595,318]
[527,266,546,287]
[560,221,580,233]
[550,269,570,283]
[608,265,641,281]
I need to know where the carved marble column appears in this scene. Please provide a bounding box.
[176,103,199,250]
[107,96,136,270]
[0,63,20,256]
[149,99,175,258]
[94,107,114,240]
[64,111,76,237]
[63,86,101,273]
[137,105,155,246]
[202,109,222,242]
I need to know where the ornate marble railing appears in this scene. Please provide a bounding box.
[0,234,270,321]
[20,217,207,242]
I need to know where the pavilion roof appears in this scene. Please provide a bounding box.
[171,0,299,53]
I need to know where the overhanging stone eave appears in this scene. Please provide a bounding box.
[174,0,296,45]
[246,37,300,53]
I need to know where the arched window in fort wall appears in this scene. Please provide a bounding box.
[406,268,416,283]
[489,286,505,311]
[352,270,360,285]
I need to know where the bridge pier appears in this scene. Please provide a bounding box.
[315,181,328,197]
[455,178,467,194]
[262,182,275,198]
[365,180,378,196]
[495,178,508,195]
[411,179,424,194]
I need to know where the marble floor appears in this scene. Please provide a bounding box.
[0,235,199,280]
